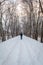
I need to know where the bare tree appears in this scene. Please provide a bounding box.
[0,0,6,41]
[39,0,43,42]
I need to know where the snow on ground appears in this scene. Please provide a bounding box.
[0,35,43,65]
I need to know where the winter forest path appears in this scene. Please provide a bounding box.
[0,35,43,65]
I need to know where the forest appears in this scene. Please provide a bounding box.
[0,0,43,43]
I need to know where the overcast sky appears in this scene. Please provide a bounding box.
[10,0,16,2]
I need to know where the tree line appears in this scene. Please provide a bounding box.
[0,0,43,43]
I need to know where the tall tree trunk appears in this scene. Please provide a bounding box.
[0,3,3,38]
[29,13,31,37]
[41,21,43,43]
[2,31,6,42]
[35,21,38,40]
[39,0,43,42]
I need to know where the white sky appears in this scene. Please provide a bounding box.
[10,0,16,2]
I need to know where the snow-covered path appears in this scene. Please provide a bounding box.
[0,35,43,65]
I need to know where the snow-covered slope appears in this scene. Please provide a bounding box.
[0,35,43,65]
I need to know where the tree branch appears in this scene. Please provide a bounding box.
[39,0,43,13]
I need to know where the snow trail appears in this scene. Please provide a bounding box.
[0,35,43,65]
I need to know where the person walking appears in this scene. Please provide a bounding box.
[20,33,23,40]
